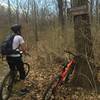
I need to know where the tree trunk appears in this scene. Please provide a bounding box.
[57,0,65,31]
[31,0,38,58]
[8,0,12,25]
[16,0,19,24]
[99,3,100,25]
[90,0,94,24]
[96,0,99,28]
[99,3,100,24]
[72,0,96,89]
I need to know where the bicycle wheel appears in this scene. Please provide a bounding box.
[24,63,30,77]
[43,76,61,100]
[0,72,13,100]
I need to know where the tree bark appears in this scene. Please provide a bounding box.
[72,0,96,89]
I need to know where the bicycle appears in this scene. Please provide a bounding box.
[0,55,30,100]
[43,50,82,100]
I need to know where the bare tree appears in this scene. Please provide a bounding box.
[99,3,100,24]
[96,0,99,28]
[90,0,94,23]
[8,0,12,25]
[57,0,65,30]
[19,0,30,24]
[16,0,19,24]
[30,0,38,50]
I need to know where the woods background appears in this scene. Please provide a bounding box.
[0,0,100,66]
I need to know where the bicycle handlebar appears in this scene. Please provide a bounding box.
[20,51,31,57]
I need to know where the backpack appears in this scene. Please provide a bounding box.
[0,34,15,56]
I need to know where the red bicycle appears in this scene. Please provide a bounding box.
[43,50,81,100]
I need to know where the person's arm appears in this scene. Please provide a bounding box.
[19,36,29,56]
[20,43,28,55]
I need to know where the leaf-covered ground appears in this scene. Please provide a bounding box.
[4,50,100,100]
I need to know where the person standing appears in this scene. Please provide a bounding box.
[6,24,29,94]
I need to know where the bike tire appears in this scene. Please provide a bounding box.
[43,77,61,100]
[0,72,13,100]
[24,63,30,77]
[0,63,30,100]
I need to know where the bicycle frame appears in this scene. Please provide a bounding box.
[60,59,76,82]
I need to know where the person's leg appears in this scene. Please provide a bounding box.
[6,57,29,94]
[15,57,28,92]
[16,57,29,94]
[15,57,26,80]
[6,57,16,80]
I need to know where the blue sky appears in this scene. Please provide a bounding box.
[0,0,71,13]
[0,0,70,7]
[0,0,7,7]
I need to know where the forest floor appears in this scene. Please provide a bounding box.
[3,49,100,100]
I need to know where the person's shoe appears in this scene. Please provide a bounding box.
[19,88,29,95]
